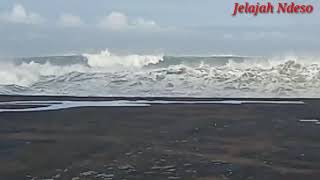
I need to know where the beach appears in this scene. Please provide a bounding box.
[0,96,320,180]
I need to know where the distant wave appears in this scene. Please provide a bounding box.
[1,49,320,97]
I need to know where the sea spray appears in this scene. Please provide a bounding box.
[1,50,320,97]
[83,49,163,69]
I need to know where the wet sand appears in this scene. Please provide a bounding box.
[0,96,320,180]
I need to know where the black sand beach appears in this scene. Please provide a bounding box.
[0,96,320,180]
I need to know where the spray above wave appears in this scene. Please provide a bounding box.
[1,50,320,97]
[83,49,163,69]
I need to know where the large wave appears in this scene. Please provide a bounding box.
[1,50,320,97]
[84,49,163,69]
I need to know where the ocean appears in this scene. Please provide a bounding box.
[1,49,320,97]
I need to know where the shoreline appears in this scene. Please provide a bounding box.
[1,94,319,102]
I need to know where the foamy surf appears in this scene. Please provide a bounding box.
[1,49,320,97]
[299,119,319,122]
[83,49,163,69]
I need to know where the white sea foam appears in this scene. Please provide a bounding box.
[1,50,320,97]
[134,100,305,105]
[0,61,89,86]
[0,101,150,112]
[299,119,319,122]
[0,100,305,112]
[83,49,163,69]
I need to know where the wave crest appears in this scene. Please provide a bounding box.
[83,49,163,69]
[1,51,320,97]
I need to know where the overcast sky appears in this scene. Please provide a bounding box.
[0,0,319,57]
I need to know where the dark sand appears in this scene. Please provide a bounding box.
[0,96,320,180]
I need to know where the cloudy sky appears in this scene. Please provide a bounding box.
[0,0,319,57]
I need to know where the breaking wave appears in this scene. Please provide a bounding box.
[1,49,320,97]
[84,49,163,69]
